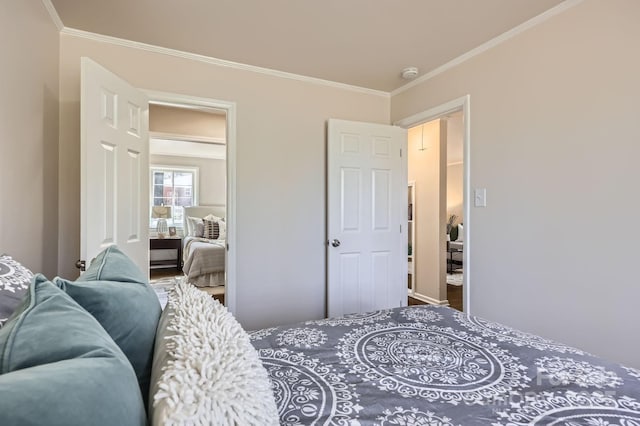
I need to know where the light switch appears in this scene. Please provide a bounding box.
[474,188,487,207]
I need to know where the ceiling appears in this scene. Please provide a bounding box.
[49,0,565,92]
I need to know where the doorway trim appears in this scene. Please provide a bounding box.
[394,95,471,314]
[144,89,238,315]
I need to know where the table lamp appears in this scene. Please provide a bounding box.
[151,205,172,239]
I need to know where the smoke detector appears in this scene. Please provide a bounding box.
[401,67,419,80]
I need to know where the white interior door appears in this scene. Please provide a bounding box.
[327,119,407,317]
[81,57,149,274]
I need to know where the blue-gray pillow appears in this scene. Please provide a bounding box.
[54,275,161,405]
[0,275,146,426]
[81,245,147,284]
[56,245,160,407]
[0,254,32,328]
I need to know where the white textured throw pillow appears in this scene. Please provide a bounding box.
[151,281,278,425]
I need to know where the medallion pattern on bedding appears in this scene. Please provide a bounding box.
[251,305,640,425]
[0,255,33,327]
[454,311,586,354]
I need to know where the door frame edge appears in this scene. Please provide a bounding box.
[394,94,472,314]
[143,89,238,315]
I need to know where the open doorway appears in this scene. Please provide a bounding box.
[397,96,470,313]
[147,103,228,304]
[142,92,237,314]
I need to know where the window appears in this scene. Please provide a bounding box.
[150,166,198,228]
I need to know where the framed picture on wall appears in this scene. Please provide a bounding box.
[168,226,177,237]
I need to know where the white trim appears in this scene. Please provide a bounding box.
[145,90,238,316]
[40,0,63,31]
[411,292,449,306]
[395,95,472,315]
[61,27,389,98]
[391,0,584,96]
[149,137,227,160]
[149,132,226,145]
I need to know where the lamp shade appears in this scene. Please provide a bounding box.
[151,205,172,219]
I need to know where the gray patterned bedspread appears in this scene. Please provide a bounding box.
[250,305,640,425]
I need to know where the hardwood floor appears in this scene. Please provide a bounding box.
[150,268,183,280]
[408,284,463,311]
[447,284,463,311]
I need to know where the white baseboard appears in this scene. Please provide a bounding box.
[411,292,449,306]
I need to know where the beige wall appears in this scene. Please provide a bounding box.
[150,154,226,207]
[0,1,59,276]
[408,120,447,302]
[392,0,640,368]
[149,104,226,140]
[58,33,390,329]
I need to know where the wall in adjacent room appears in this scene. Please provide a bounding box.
[408,120,447,303]
[446,113,464,224]
[58,33,389,329]
[392,0,640,368]
[0,1,59,277]
[446,164,463,224]
[149,104,226,140]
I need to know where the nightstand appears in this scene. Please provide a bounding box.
[149,237,182,271]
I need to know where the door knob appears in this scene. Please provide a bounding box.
[75,259,86,271]
[331,239,341,247]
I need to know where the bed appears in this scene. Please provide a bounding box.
[2,245,640,425]
[182,205,226,288]
[250,304,640,425]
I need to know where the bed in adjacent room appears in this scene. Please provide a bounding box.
[182,205,226,289]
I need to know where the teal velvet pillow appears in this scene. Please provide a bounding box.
[54,275,161,405]
[81,245,147,284]
[56,245,160,406]
[0,275,146,426]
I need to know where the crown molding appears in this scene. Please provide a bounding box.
[391,0,584,97]
[60,27,390,98]
[46,0,583,98]
[41,0,63,31]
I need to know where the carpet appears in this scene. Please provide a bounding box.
[447,272,463,286]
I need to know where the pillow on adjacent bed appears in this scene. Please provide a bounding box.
[0,254,32,328]
[54,245,161,408]
[150,281,278,425]
[0,275,146,426]
[203,214,226,240]
[187,216,205,238]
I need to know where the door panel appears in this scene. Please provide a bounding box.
[81,57,149,274]
[327,119,407,317]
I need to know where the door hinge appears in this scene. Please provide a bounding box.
[400,224,402,233]
[400,148,402,157]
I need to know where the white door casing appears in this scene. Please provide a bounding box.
[327,119,407,317]
[81,57,149,273]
